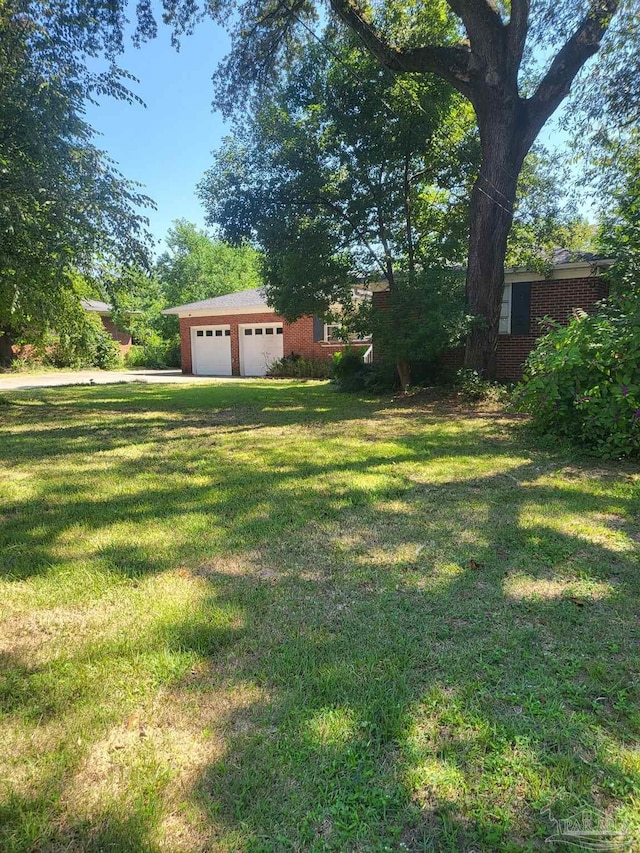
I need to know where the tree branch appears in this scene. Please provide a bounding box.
[298,195,388,280]
[446,0,505,45]
[506,0,530,72]
[328,0,474,98]
[524,0,620,149]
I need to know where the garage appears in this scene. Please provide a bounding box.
[191,325,232,375]
[239,323,283,376]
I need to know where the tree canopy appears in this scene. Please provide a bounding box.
[199,35,476,317]
[155,220,262,309]
[200,28,596,384]
[0,0,153,364]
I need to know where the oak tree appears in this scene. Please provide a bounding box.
[206,0,632,375]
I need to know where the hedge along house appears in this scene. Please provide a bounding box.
[162,288,363,376]
[374,252,614,380]
[80,299,133,356]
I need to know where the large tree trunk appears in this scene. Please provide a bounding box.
[464,108,524,378]
[0,330,15,368]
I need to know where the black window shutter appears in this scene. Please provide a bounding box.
[313,316,325,342]
[511,282,531,335]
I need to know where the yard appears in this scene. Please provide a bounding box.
[0,380,638,852]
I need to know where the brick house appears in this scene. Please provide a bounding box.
[163,288,360,376]
[81,299,132,356]
[375,254,613,380]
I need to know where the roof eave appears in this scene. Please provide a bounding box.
[162,304,272,317]
[506,258,616,275]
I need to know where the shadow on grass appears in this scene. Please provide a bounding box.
[185,541,638,850]
[0,383,638,851]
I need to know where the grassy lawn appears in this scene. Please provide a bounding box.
[0,380,638,852]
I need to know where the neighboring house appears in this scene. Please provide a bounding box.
[374,251,613,379]
[11,298,133,360]
[80,299,132,356]
[162,288,364,376]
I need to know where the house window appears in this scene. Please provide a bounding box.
[499,284,512,334]
[323,323,369,344]
[499,282,531,335]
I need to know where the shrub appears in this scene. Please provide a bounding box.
[331,348,366,391]
[93,333,121,370]
[361,362,398,393]
[514,300,640,457]
[49,315,121,369]
[330,348,397,393]
[360,269,466,374]
[455,367,496,400]
[4,352,45,372]
[125,338,181,369]
[267,353,332,379]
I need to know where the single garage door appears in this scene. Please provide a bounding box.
[191,326,232,375]
[239,324,284,376]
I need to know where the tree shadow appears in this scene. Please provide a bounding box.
[0,383,638,851]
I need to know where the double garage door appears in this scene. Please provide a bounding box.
[191,323,283,376]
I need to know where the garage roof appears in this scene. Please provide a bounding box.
[162,287,269,315]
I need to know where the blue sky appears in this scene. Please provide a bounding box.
[84,18,232,252]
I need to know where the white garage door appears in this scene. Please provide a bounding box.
[191,326,232,375]
[239,324,284,376]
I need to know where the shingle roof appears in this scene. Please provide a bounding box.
[162,287,270,315]
[550,248,609,266]
[81,298,113,313]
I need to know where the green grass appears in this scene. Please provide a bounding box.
[0,380,638,852]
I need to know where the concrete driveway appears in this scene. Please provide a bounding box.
[0,369,248,391]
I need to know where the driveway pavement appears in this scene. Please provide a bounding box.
[0,369,247,391]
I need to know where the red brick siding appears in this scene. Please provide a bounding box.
[101,316,132,355]
[373,276,608,379]
[179,312,348,375]
[497,276,608,379]
[530,276,608,329]
[282,315,350,361]
[440,347,465,372]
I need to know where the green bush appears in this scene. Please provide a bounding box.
[330,347,396,393]
[455,367,496,400]
[125,338,181,369]
[331,348,366,391]
[514,300,640,457]
[93,333,121,370]
[361,362,398,393]
[49,315,121,369]
[267,353,333,379]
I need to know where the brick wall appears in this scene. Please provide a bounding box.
[179,312,348,375]
[101,316,132,355]
[373,275,608,379]
[496,276,608,379]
